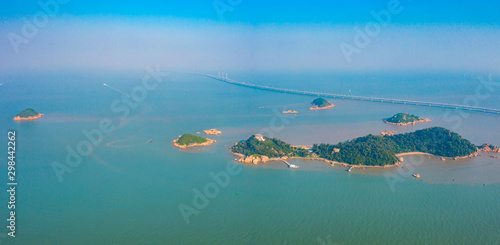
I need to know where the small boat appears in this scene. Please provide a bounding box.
[288,164,299,169]
[147,140,152,143]
[347,167,353,172]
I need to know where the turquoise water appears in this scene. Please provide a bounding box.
[0,72,499,244]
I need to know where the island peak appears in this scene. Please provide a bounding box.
[173,134,215,149]
[309,98,334,110]
[384,113,430,126]
[13,108,43,121]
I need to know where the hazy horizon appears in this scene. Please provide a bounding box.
[1,1,500,76]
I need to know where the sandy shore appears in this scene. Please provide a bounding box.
[395,151,479,161]
[13,114,44,121]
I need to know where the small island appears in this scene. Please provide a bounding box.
[13,108,43,121]
[173,134,215,149]
[478,143,500,153]
[384,113,431,126]
[282,110,298,114]
[309,98,334,110]
[203,129,221,135]
[231,134,310,164]
[231,127,479,167]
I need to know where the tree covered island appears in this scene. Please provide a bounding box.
[231,127,478,167]
[173,134,215,149]
[13,108,43,121]
[309,98,334,110]
[384,113,431,126]
[231,135,310,164]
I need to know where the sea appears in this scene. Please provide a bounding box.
[0,71,499,244]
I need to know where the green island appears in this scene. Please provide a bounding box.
[310,98,334,110]
[231,127,478,167]
[14,108,43,120]
[384,113,430,126]
[231,135,310,158]
[173,134,215,149]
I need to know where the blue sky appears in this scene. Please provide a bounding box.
[2,0,500,25]
[1,1,499,74]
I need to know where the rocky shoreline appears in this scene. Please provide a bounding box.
[478,143,500,153]
[203,129,221,135]
[383,118,431,126]
[230,149,482,169]
[309,104,335,110]
[13,113,44,121]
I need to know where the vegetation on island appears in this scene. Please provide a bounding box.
[16,108,40,118]
[312,127,477,166]
[478,143,500,153]
[384,113,427,124]
[231,135,310,158]
[311,98,332,108]
[232,127,477,166]
[176,134,209,146]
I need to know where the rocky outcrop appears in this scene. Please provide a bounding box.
[479,143,500,153]
[412,173,421,179]
[203,129,221,135]
[381,130,396,136]
[238,155,271,164]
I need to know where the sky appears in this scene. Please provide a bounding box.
[1,0,499,74]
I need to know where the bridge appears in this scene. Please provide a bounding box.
[199,73,500,115]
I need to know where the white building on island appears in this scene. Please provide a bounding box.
[254,134,265,141]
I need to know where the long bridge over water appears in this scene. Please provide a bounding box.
[198,73,500,115]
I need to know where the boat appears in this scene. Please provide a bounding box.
[288,164,299,169]
[347,167,353,172]
[147,140,152,143]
